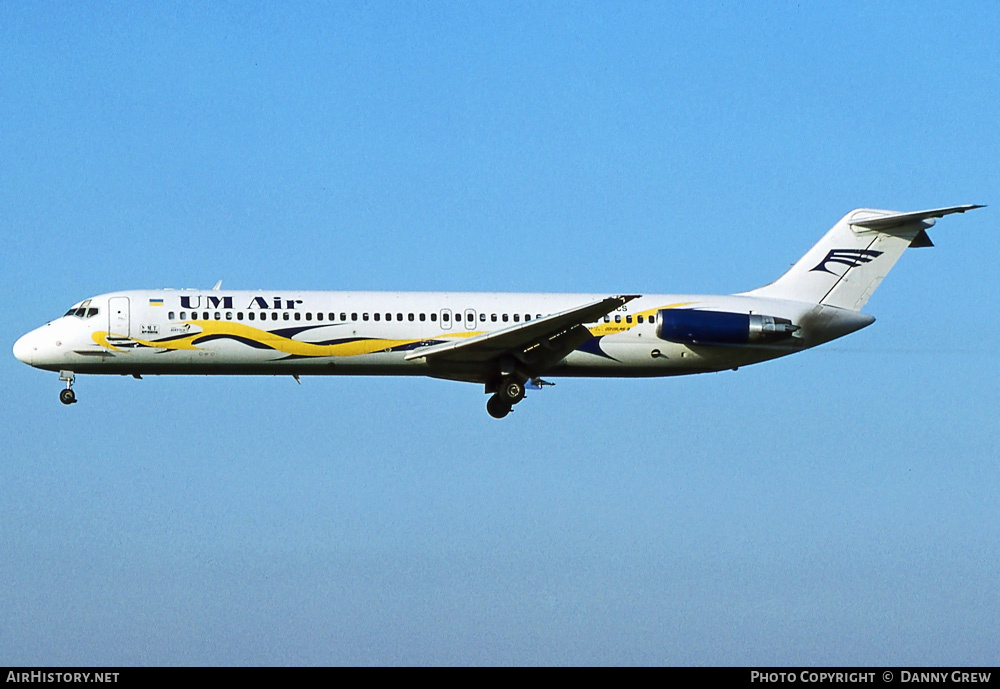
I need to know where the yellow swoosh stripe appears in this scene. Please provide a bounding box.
[95,322,485,358]
[588,302,696,336]
[92,331,125,351]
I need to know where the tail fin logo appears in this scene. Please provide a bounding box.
[810,249,883,275]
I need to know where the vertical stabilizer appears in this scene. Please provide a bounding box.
[741,205,982,310]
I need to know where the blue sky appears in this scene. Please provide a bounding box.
[2,2,998,666]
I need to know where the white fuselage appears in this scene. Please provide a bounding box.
[13,289,872,382]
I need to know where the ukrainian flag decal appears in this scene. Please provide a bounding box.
[149,298,164,306]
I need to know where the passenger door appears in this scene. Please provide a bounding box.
[108,297,130,338]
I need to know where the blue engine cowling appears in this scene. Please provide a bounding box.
[656,309,798,345]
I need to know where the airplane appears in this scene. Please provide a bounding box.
[13,204,982,418]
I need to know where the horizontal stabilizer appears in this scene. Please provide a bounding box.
[849,204,984,231]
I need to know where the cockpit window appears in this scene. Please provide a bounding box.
[64,299,99,319]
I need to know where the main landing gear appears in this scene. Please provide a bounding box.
[486,395,512,419]
[59,370,77,405]
[486,377,526,419]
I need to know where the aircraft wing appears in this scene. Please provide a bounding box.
[404,294,640,366]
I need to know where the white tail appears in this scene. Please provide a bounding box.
[742,205,983,310]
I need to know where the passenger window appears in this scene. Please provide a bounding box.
[614,315,621,323]
[317,312,323,321]
[294,312,301,321]
[180,311,187,320]
[306,313,312,321]
[283,312,290,321]
[626,315,633,323]
[419,313,426,321]
[637,315,643,323]
[352,313,358,321]
[248,312,254,321]
[480,313,485,322]
[374,313,380,321]
[513,314,520,322]
[272,312,278,320]
[237,312,243,321]
[502,314,509,322]
[203,312,210,320]
[363,313,369,321]
[397,313,403,321]
[408,313,414,321]
[168,311,175,320]
[603,316,610,323]
[226,312,233,320]
[385,313,391,321]
[443,313,450,322]
[491,314,497,322]
[430,313,437,322]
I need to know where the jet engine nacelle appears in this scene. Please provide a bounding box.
[656,309,798,346]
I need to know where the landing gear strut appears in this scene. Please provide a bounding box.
[59,370,77,405]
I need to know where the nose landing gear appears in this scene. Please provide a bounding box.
[58,370,77,405]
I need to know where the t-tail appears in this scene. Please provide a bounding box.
[743,205,984,310]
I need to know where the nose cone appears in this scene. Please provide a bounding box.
[13,332,35,366]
